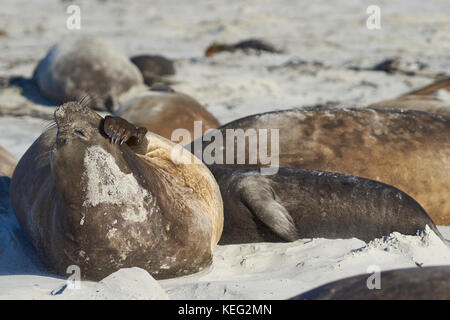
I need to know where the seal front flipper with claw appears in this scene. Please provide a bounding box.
[102,115,148,154]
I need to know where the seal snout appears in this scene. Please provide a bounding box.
[54,102,82,127]
[54,101,100,130]
[55,101,86,119]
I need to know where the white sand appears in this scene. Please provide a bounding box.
[0,0,449,299]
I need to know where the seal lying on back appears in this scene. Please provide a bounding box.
[114,88,220,144]
[0,145,17,177]
[194,107,450,225]
[10,101,223,281]
[291,266,450,300]
[211,166,442,244]
[33,36,144,112]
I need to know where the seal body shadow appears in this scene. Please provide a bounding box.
[195,107,450,225]
[211,167,442,244]
[10,102,223,281]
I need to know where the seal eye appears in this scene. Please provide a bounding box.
[73,129,87,139]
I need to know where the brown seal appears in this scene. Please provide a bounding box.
[114,89,220,144]
[290,266,450,300]
[404,76,450,96]
[0,145,17,177]
[369,95,450,116]
[369,77,450,116]
[10,101,223,281]
[33,36,144,112]
[192,107,450,225]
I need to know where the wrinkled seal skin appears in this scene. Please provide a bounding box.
[193,107,450,225]
[10,102,223,281]
[290,266,450,300]
[0,145,17,177]
[114,89,220,144]
[33,36,144,112]
[211,167,443,244]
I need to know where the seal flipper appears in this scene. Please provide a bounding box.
[103,115,148,154]
[238,176,299,242]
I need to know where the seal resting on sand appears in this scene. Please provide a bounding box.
[369,77,450,116]
[290,266,450,300]
[114,88,220,144]
[33,36,144,112]
[205,39,282,56]
[211,167,443,244]
[0,145,17,177]
[191,107,450,225]
[130,55,175,86]
[10,101,223,281]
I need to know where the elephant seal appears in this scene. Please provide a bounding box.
[205,39,282,57]
[114,89,220,144]
[369,77,450,116]
[211,166,443,244]
[10,101,223,281]
[369,95,450,116]
[404,76,450,97]
[130,55,175,86]
[291,266,450,300]
[33,36,144,112]
[0,145,17,177]
[191,107,450,225]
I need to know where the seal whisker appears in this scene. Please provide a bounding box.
[42,119,57,132]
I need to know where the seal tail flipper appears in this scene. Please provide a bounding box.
[239,180,298,242]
